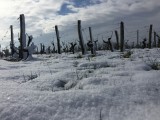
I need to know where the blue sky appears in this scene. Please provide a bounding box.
[58,0,102,15]
[0,0,160,49]
[58,3,75,15]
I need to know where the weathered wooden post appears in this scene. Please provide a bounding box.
[43,44,45,53]
[10,25,14,57]
[55,25,61,54]
[158,38,160,48]
[156,34,160,48]
[19,14,26,59]
[40,43,43,54]
[153,31,157,47]
[78,20,85,55]
[136,30,139,47]
[120,21,124,52]
[89,27,94,54]
[148,24,153,49]
[115,30,119,50]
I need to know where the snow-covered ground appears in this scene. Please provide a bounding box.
[0,48,160,120]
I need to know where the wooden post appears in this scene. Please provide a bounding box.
[19,14,26,59]
[136,30,139,47]
[89,27,94,54]
[157,34,160,48]
[10,25,14,57]
[55,25,61,54]
[158,38,160,48]
[40,43,43,54]
[115,30,119,50]
[43,44,45,53]
[78,20,85,55]
[153,31,157,47]
[120,21,124,52]
[148,24,153,49]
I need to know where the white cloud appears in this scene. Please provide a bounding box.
[0,0,160,48]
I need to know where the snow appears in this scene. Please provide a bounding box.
[0,48,160,120]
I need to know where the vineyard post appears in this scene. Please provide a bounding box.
[153,31,156,47]
[89,27,94,54]
[55,25,61,54]
[78,20,85,55]
[120,21,124,52]
[10,25,14,57]
[115,30,119,50]
[136,30,139,47]
[40,43,43,54]
[158,38,160,48]
[19,14,26,59]
[148,24,153,49]
[157,34,160,48]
